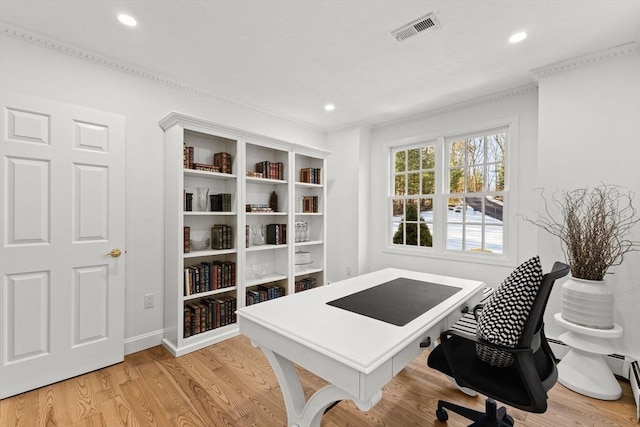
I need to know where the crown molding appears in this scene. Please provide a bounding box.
[374,84,538,130]
[326,120,374,134]
[0,20,326,136]
[529,41,639,81]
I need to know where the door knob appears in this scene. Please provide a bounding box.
[107,248,122,258]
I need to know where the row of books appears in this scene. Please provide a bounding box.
[211,224,233,250]
[266,223,287,245]
[184,261,236,295]
[299,196,319,213]
[245,204,273,212]
[255,161,284,180]
[210,193,232,212]
[295,277,316,293]
[183,296,236,338]
[300,167,321,184]
[246,284,285,306]
[183,145,233,174]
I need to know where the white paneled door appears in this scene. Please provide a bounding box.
[0,93,125,399]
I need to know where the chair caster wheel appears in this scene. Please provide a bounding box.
[502,414,514,426]
[436,408,448,421]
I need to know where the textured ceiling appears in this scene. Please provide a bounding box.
[1,1,638,129]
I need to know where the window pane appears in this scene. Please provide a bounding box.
[420,198,433,223]
[406,199,418,220]
[395,150,406,172]
[421,171,435,195]
[485,225,504,254]
[447,197,463,223]
[467,137,484,165]
[392,223,405,245]
[486,163,504,192]
[420,198,434,247]
[392,199,404,217]
[422,145,436,169]
[450,140,465,167]
[405,223,418,246]
[407,173,420,195]
[449,168,464,193]
[464,225,483,252]
[487,133,505,163]
[408,148,420,171]
[447,224,463,250]
[465,197,484,223]
[467,166,484,193]
[485,196,503,223]
[394,175,405,195]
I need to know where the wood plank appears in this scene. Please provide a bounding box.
[0,336,637,426]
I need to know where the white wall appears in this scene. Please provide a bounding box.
[368,88,540,286]
[326,125,371,283]
[0,35,326,352]
[537,51,640,359]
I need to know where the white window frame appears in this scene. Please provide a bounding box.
[383,116,519,266]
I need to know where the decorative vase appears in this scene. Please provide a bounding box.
[196,187,209,211]
[560,277,614,330]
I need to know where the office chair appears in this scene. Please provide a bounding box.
[427,260,570,426]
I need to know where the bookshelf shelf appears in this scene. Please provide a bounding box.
[246,244,288,252]
[245,212,288,216]
[245,273,288,287]
[295,182,323,189]
[295,240,323,247]
[183,286,237,301]
[246,176,288,185]
[184,169,237,180]
[184,211,236,217]
[183,248,237,258]
[161,112,328,357]
[294,267,323,277]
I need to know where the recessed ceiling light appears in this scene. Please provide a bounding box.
[324,104,335,112]
[118,14,137,27]
[509,32,527,43]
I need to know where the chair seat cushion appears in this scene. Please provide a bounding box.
[476,256,543,367]
[429,336,531,408]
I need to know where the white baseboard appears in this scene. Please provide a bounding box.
[549,338,639,421]
[124,329,165,355]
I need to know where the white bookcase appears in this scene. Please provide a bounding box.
[160,112,328,356]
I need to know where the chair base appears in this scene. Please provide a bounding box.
[436,398,514,426]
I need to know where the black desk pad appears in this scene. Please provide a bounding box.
[327,278,461,326]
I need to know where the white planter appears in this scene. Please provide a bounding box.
[560,277,614,330]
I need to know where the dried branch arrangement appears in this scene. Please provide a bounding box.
[526,185,640,281]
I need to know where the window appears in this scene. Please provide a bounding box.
[388,123,513,259]
[391,144,436,247]
[446,129,506,254]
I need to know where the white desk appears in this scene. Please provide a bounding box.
[237,268,485,427]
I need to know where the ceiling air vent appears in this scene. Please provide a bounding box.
[391,13,440,42]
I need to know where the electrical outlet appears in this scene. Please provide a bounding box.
[346,266,352,276]
[144,293,154,309]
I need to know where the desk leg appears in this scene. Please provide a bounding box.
[260,346,382,427]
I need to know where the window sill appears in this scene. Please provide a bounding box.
[382,245,517,268]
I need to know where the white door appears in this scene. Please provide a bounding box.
[0,92,125,399]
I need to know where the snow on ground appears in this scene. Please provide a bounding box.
[392,208,503,253]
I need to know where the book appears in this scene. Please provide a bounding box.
[183,226,190,253]
[213,152,232,174]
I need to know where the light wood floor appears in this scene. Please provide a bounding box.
[0,335,636,426]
